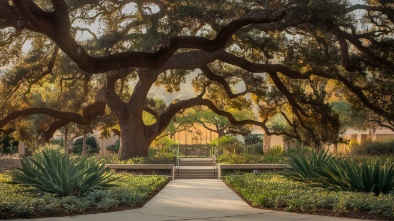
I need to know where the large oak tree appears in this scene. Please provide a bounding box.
[0,0,393,159]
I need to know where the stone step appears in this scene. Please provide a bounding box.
[175,166,217,179]
[177,166,215,169]
[179,158,214,166]
[180,162,213,166]
[177,170,216,174]
[180,158,213,162]
[175,175,217,179]
[175,172,217,178]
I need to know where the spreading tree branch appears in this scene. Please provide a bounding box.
[331,25,394,71]
[3,1,286,73]
[0,101,106,137]
[200,65,248,99]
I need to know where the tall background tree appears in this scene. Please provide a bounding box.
[0,0,393,159]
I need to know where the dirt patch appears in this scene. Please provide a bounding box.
[0,158,21,172]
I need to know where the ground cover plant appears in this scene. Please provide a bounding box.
[96,152,176,165]
[0,173,169,219]
[351,141,394,156]
[216,146,288,164]
[216,152,285,164]
[224,172,394,220]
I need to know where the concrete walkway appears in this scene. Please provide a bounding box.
[14,179,365,221]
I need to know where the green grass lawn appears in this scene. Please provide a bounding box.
[224,172,394,220]
[0,173,169,219]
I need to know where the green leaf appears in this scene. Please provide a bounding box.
[3,148,119,196]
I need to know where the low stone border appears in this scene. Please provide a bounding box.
[105,164,175,180]
[218,164,292,178]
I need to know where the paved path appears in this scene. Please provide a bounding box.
[14,179,365,221]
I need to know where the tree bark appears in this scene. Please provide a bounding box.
[64,126,68,154]
[263,135,271,153]
[82,128,87,155]
[118,118,151,159]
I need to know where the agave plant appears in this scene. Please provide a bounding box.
[284,149,333,181]
[6,148,118,196]
[285,150,394,194]
[316,159,394,195]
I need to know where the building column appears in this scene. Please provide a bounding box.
[263,135,271,153]
[18,141,25,156]
[100,138,107,156]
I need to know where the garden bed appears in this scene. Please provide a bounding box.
[106,164,174,178]
[224,172,394,220]
[0,173,170,219]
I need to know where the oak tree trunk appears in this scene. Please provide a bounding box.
[82,129,87,155]
[118,118,151,159]
[64,126,68,154]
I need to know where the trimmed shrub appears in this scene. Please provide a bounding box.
[72,136,99,154]
[216,152,285,164]
[94,152,176,165]
[106,139,120,153]
[352,140,394,156]
[244,134,262,145]
[211,136,243,154]
[244,143,263,154]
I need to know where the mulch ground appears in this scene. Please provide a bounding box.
[0,158,21,172]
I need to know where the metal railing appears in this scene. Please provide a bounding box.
[176,143,180,178]
[178,144,211,157]
[212,152,218,179]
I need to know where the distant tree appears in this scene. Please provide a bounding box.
[245,134,263,145]
[211,136,244,154]
[331,101,370,131]
[181,106,255,138]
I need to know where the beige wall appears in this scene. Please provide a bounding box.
[255,127,394,153]
[270,135,284,147]
[376,134,394,142]
[344,128,394,144]
[172,124,219,145]
[95,133,119,156]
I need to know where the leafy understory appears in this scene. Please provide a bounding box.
[0,173,169,218]
[224,173,394,219]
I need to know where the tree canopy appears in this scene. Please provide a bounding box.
[0,0,393,159]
